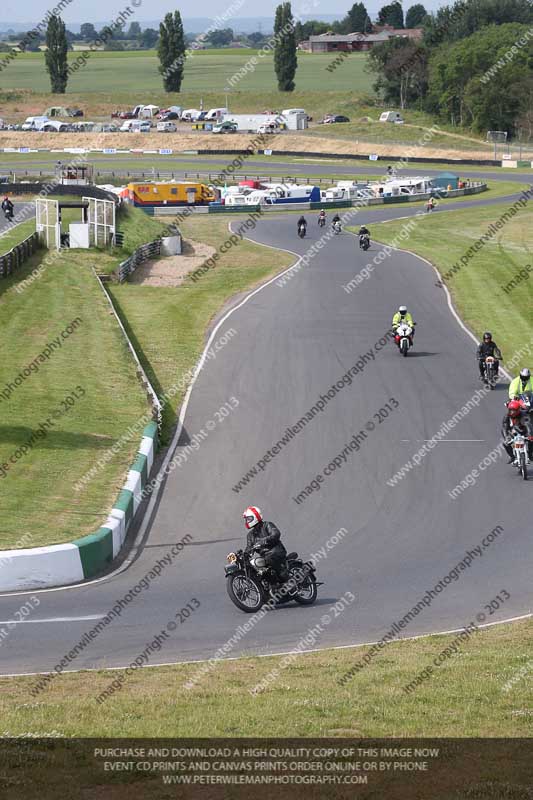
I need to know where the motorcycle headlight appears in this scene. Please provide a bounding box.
[227,552,237,564]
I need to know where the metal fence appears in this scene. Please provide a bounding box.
[118,239,161,282]
[0,231,41,279]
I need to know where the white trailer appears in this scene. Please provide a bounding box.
[221,113,307,132]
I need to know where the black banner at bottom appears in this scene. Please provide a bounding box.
[1,738,532,799]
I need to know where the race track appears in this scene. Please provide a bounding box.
[0,180,531,679]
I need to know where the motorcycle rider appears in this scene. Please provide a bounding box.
[318,209,326,226]
[426,197,436,212]
[392,305,416,340]
[297,215,307,235]
[2,195,14,218]
[332,213,341,232]
[508,368,533,399]
[502,399,533,463]
[358,224,370,248]
[477,331,502,382]
[243,506,288,584]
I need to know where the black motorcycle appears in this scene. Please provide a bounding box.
[482,355,498,388]
[225,547,320,613]
[298,223,306,239]
[3,206,14,222]
[359,234,370,251]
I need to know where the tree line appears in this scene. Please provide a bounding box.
[367,0,533,137]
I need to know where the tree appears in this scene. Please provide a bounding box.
[405,4,427,27]
[424,0,533,48]
[378,1,404,28]
[127,22,142,38]
[274,2,297,92]
[139,28,159,48]
[206,28,234,47]
[247,31,266,45]
[157,11,186,92]
[368,37,428,107]
[21,31,42,52]
[45,15,68,93]
[425,23,533,132]
[345,2,372,33]
[294,19,330,42]
[80,22,97,40]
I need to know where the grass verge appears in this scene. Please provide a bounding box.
[1,618,531,736]
[0,207,165,549]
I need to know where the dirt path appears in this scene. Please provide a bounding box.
[128,238,215,286]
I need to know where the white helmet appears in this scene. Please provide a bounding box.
[243,506,262,529]
[398,305,407,315]
[520,368,530,380]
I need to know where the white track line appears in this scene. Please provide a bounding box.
[0,612,530,679]
[0,616,104,625]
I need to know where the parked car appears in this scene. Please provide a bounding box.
[257,123,280,135]
[158,111,180,121]
[325,115,350,123]
[213,121,238,134]
[156,121,177,132]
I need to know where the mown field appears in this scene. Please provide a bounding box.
[0,49,372,95]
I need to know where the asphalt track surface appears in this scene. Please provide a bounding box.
[1,178,532,679]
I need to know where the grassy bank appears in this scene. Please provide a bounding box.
[109,215,293,442]
[364,200,533,363]
[1,618,531,737]
[0,206,168,549]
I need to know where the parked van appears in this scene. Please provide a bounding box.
[181,108,201,121]
[379,110,404,123]
[156,121,177,132]
[120,120,151,132]
[205,107,229,121]
[21,116,49,130]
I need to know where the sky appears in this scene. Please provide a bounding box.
[0,0,449,26]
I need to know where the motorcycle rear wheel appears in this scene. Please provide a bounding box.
[294,576,318,605]
[227,572,266,612]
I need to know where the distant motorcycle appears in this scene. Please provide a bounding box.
[482,355,498,388]
[359,234,370,251]
[3,206,14,221]
[395,322,415,357]
[225,548,320,613]
[298,224,306,239]
[333,220,341,234]
[318,215,326,228]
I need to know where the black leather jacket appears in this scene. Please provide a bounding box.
[477,341,502,360]
[245,520,286,554]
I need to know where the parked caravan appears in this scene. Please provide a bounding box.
[379,110,404,123]
[122,181,216,207]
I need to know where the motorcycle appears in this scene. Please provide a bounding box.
[332,220,341,234]
[511,428,529,480]
[298,224,306,239]
[359,234,370,251]
[395,322,414,357]
[482,355,498,388]
[318,215,326,228]
[225,547,321,613]
[3,206,14,221]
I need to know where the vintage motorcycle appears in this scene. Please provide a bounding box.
[225,547,321,613]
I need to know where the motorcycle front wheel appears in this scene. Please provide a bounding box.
[227,572,266,612]
[400,340,408,357]
[520,451,528,480]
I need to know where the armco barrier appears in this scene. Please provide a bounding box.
[209,204,261,213]
[0,421,158,591]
